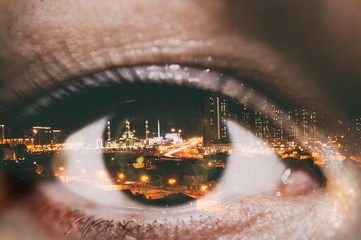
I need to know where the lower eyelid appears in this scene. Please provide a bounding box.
[29,181,331,239]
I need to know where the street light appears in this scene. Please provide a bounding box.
[168,178,176,185]
[168,178,176,192]
[200,184,207,193]
[58,167,66,182]
[141,175,149,182]
[118,173,125,190]
[140,175,149,194]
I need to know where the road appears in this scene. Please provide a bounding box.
[163,137,203,158]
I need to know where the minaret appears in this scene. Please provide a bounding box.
[126,120,130,138]
[157,120,161,143]
[145,120,149,145]
[107,121,111,141]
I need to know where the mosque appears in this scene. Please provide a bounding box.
[105,119,168,149]
[105,120,143,149]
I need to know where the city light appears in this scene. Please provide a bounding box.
[1,99,359,209]
[168,178,176,185]
[141,175,149,183]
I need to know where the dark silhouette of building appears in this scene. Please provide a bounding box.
[204,94,233,146]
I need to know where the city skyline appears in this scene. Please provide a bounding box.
[1,93,360,207]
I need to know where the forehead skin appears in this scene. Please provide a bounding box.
[0,0,361,239]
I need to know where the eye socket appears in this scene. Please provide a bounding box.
[32,66,326,209]
[1,65,327,237]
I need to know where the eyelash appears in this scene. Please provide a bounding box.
[10,64,270,128]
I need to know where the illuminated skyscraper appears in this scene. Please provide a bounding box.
[240,106,252,131]
[107,121,111,141]
[25,126,52,145]
[254,108,271,143]
[158,120,161,143]
[356,117,361,132]
[285,108,320,145]
[204,94,232,145]
[145,120,149,145]
[0,124,4,144]
[271,104,285,144]
[52,130,65,144]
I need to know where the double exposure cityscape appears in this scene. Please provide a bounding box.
[1,93,360,207]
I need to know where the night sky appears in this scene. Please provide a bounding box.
[7,83,211,139]
[106,86,208,139]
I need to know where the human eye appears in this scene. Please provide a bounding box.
[0,64,344,239]
[1,1,361,239]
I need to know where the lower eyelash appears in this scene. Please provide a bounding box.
[25,182,326,240]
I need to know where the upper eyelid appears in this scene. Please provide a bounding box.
[10,65,258,120]
[0,35,306,111]
[11,64,333,162]
[4,64,332,160]
[8,64,323,146]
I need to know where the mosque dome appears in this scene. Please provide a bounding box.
[122,130,135,139]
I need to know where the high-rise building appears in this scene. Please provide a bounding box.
[309,111,318,143]
[271,105,285,144]
[238,105,253,131]
[356,117,361,132]
[25,127,52,145]
[0,124,4,144]
[52,130,65,144]
[145,120,149,146]
[254,112,271,143]
[287,109,300,143]
[286,108,320,145]
[204,94,233,146]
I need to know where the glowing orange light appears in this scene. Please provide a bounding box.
[201,185,207,191]
[118,173,125,179]
[168,178,176,185]
[141,175,149,182]
[59,167,64,171]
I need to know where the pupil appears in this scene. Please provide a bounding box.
[103,91,233,206]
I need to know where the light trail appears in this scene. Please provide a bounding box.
[164,138,202,157]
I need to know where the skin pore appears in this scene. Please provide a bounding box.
[0,0,361,239]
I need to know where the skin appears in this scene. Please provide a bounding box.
[0,0,361,239]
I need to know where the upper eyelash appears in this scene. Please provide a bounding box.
[11,65,255,121]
